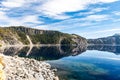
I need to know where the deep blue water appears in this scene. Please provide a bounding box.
[48,50,120,80]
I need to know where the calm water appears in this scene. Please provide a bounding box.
[1,45,120,80]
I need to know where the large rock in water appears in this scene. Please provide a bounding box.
[1,54,58,80]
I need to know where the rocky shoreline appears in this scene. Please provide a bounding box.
[1,54,58,80]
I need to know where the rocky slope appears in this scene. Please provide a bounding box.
[0,54,58,80]
[88,34,120,45]
[0,27,24,46]
[0,26,87,46]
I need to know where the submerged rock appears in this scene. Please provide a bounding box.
[0,54,58,80]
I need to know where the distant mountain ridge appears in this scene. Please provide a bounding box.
[0,26,87,46]
[88,34,120,45]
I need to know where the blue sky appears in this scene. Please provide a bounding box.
[0,0,120,39]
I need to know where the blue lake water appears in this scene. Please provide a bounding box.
[1,45,120,80]
[48,50,120,80]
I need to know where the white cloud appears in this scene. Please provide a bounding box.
[0,0,118,20]
[35,19,99,31]
[0,10,43,26]
[37,0,117,19]
[72,7,108,17]
[34,14,110,31]
[34,25,55,30]
[0,8,9,11]
[99,0,118,3]
[78,28,120,39]
[1,0,25,8]
[86,28,120,34]
[83,14,109,21]
[0,0,118,28]
[37,0,95,19]
[0,11,8,20]
[0,14,23,26]
[43,13,71,20]
[53,14,70,20]
[23,15,42,24]
[91,8,108,12]
[39,0,89,15]
[39,0,117,15]
[113,11,120,16]
[1,0,43,8]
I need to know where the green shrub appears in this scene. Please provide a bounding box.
[17,31,29,44]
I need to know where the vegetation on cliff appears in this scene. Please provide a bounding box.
[0,26,87,46]
[0,27,29,45]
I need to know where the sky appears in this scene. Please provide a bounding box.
[0,0,120,39]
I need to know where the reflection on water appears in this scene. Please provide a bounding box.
[48,48,120,80]
[88,45,120,55]
[0,46,23,56]
[0,45,87,60]
[0,45,120,80]
[48,51,120,80]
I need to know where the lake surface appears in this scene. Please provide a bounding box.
[1,45,120,80]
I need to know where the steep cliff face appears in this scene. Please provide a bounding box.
[0,28,23,46]
[88,34,120,45]
[0,26,87,46]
